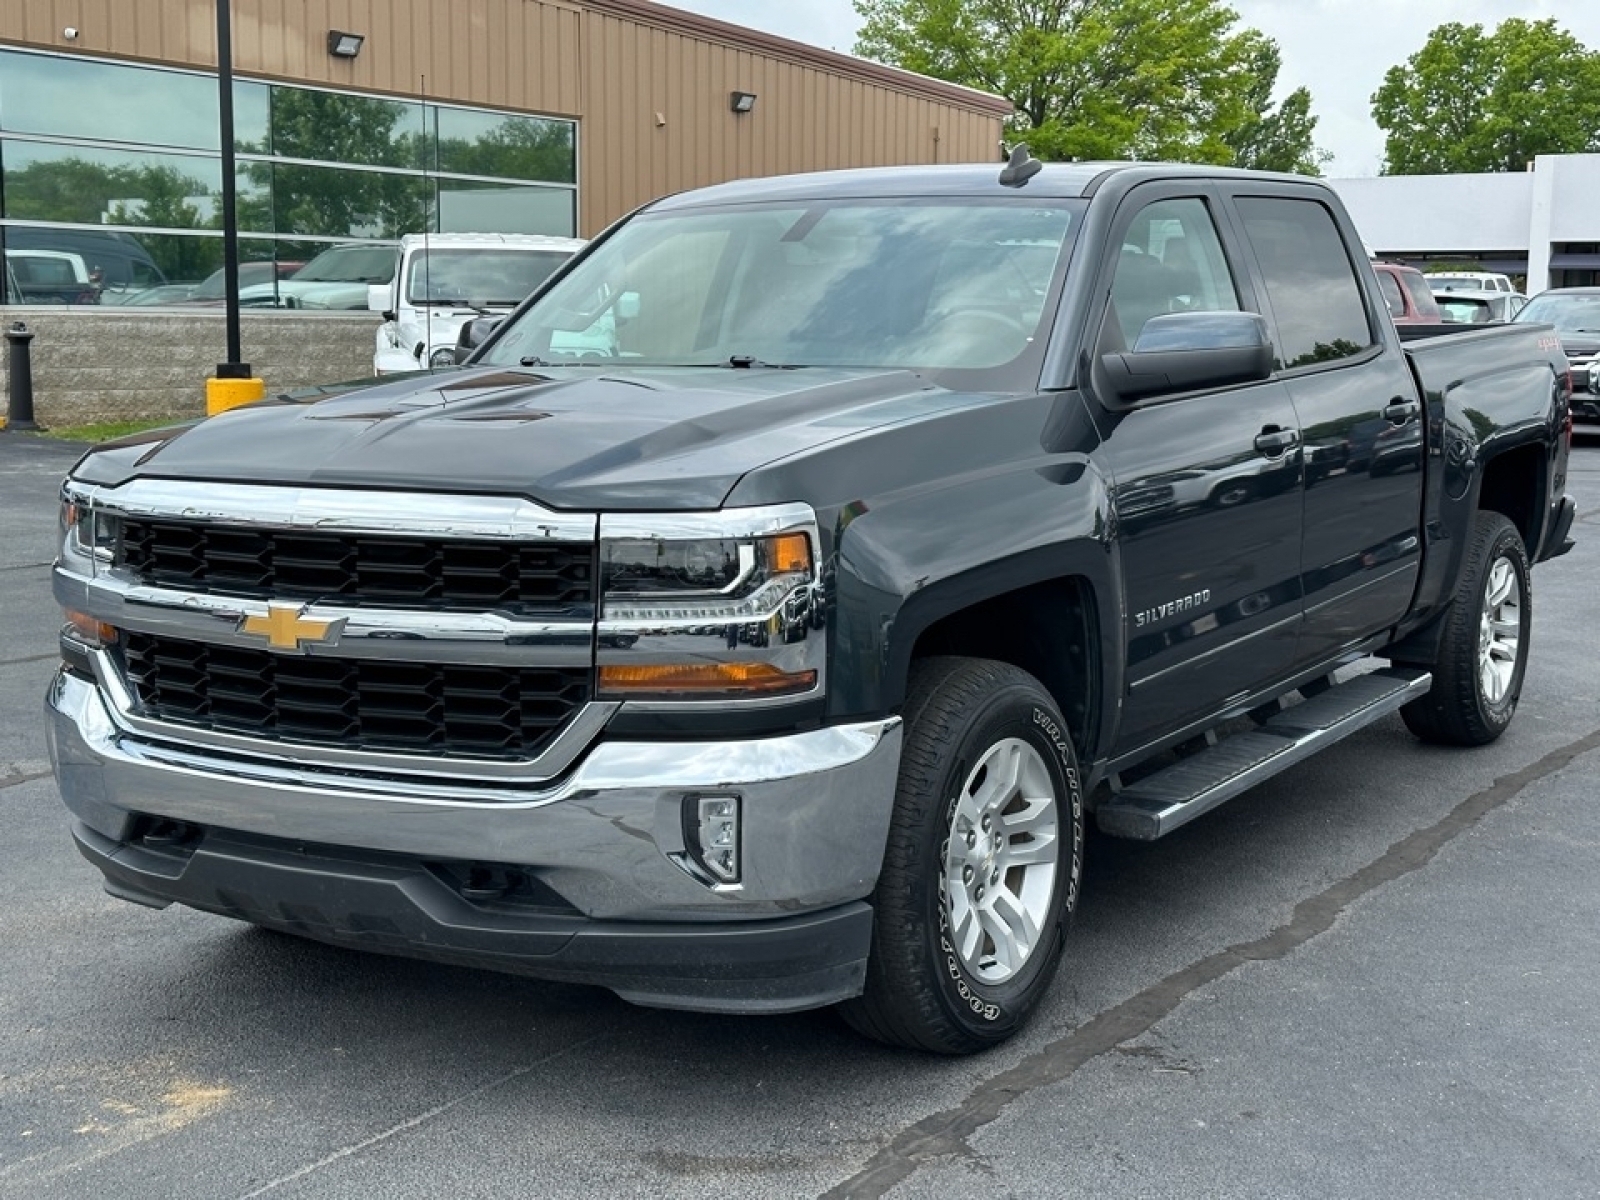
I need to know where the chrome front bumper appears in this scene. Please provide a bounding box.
[48,669,902,1012]
[47,668,901,923]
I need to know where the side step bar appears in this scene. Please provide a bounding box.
[1097,666,1432,841]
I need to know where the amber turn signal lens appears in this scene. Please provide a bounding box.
[768,532,812,575]
[63,609,118,645]
[599,662,817,697]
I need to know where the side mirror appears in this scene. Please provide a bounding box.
[615,291,641,322]
[367,283,392,314]
[453,316,503,364]
[1101,311,1274,403]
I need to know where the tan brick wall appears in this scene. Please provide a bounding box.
[0,308,380,427]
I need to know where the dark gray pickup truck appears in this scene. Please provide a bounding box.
[48,156,1575,1053]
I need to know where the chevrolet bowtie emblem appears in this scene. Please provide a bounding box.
[238,602,346,653]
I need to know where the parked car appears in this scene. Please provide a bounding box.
[2,226,166,295]
[1436,289,1528,324]
[1514,286,1600,422]
[1427,270,1516,294]
[3,249,99,304]
[370,233,584,373]
[49,158,1575,1054]
[1371,260,1442,324]
[116,260,307,307]
[237,242,398,310]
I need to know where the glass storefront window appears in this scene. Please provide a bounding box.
[261,88,426,170]
[1,140,221,228]
[243,162,431,239]
[0,49,578,306]
[0,49,221,150]
[435,106,576,184]
[437,180,575,237]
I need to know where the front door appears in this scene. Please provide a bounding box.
[1089,188,1305,755]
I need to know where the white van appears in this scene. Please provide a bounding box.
[370,232,584,373]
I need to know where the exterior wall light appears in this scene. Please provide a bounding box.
[729,91,757,115]
[327,30,365,58]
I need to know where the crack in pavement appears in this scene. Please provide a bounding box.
[0,771,53,791]
[823,725,1600,1199]
[0,560,53,572]
[0,652,60,668]
[233,1032,610,1199]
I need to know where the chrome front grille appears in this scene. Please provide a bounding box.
[119,520,595,610]
[121,632,592,761]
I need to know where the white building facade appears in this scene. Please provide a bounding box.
[1327,154,1600,295]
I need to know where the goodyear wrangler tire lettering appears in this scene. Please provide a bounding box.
[839,656,1085,1054]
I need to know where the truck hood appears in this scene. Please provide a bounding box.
[76,364,963,510]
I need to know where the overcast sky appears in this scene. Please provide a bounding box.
[668,0,1600,176]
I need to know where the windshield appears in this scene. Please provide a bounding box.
[1439,297,1492,323]
[479,198,1084,373]
[1514,293,1600,332]
[291,244,397,284]
[405,247,572,306]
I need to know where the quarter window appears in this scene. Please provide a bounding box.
[1236,196,1373,369]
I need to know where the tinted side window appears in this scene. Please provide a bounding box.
[1107,197,1240,348]
[1400,271,1439,319]
[1235,197,1373,369]
[1376,269,1405,317]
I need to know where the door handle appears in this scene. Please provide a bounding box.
[1254,426,1299,455]
[1383,397,1420,424]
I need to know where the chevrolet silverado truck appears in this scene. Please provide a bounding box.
[47,155,1576,1054]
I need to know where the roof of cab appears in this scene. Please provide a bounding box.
[646,160,1322,209]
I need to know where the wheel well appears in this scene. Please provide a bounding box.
[909,577,1099,761]
[1476,444,1544,552]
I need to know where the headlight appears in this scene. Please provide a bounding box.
[59,484,116,573]
[596,506,824,703]
[428,347,458,368]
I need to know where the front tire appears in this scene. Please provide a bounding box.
[840,657,1084,1054]
[1401,511,1531,746]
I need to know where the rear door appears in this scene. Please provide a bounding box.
[1088,184,1305,753]
[1218,185,1424,667]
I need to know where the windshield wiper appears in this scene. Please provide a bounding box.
[726,354,798,368]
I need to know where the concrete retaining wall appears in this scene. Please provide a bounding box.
[0,307,380,427]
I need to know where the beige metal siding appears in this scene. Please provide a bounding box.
[1,0,1005,234]
[577,10,999,233]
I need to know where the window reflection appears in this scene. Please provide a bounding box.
[0,49,221,150]
[435,107,576,183]
[1,140,221,228]
[241,163,431,239]
[254,89,426,170]
[1,49,579,306]
[438,180,575,236]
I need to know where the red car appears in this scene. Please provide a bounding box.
[1371,260,1443,324]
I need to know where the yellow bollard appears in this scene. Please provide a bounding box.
[205,373,266,416]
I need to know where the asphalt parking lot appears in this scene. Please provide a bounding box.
[1,430,1597,1199]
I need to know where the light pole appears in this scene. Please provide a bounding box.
[207,0,265,415]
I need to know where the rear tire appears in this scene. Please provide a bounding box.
[1401,511,1531,746]
[839,657,1084,1054]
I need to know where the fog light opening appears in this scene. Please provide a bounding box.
[687,793,741,885]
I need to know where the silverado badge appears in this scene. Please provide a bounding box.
[238,602,345,652]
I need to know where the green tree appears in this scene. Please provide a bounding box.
[853,0,1318,167]
[1223,41,1326,174]
[1372,18,1600,174]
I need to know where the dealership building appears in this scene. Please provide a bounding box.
[0,0,1008,293]
[1328,155,1600,294]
